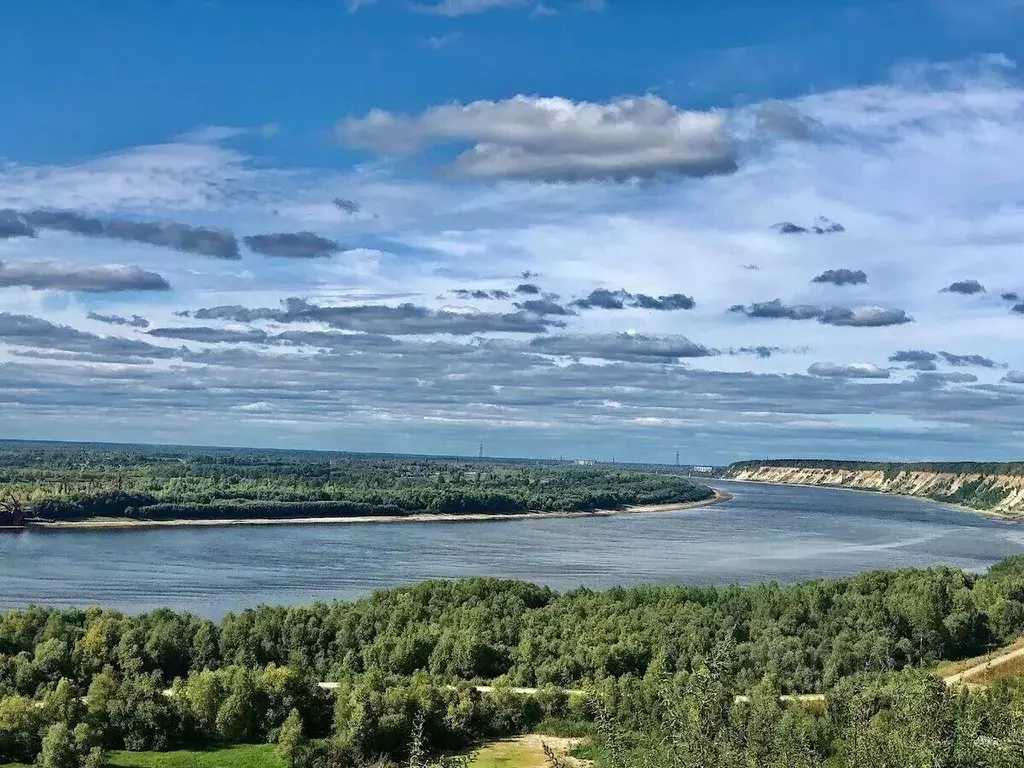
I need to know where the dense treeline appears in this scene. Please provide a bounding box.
[0,443,711,522]
[2,558,1024,765]
[587,667,1024,768]
[728,458,1024,476]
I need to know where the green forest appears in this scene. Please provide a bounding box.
[2,557,1024,766]
[0,443,711,524]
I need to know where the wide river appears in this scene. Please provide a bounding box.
[2,480,1022,618]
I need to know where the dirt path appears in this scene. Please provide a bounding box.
[943,643,1024,686]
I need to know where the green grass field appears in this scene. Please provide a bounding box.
[3,738,591,768]
[108,745,286,768]
[2,744,285,768]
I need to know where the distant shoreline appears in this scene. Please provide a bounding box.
[20,490,733,531]
[721,477,1022,523]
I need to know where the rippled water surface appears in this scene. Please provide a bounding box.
[2,481,1022,617]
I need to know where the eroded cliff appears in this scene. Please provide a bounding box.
[724,462,1024,517]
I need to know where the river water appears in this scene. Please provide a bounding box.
[1,481,1022,618]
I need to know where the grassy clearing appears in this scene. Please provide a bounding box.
[464,735,586,768]
[3,744,283,768]
[4,739,584,768]
[107,744,286,768]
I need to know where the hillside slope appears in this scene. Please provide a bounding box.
[724,460,1024,517]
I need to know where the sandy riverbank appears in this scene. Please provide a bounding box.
[22,490,733,531]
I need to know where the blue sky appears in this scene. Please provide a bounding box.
[2,0,1024,463]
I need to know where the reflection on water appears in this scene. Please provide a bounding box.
[1,480,1022,618]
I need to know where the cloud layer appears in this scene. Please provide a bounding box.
[2,57,1024,461]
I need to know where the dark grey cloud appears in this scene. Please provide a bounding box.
[819,307,913,327]
[941,279,986,295]
[938,352,1001,368]
[0,312,170,360]
[729,299,822,320]
[87,312,150,329]
[731,345,781,359]
[889,349,939,371]
[730,299,913,327]
[515,298,575,316]
[1001,371,1024,384]
[916,371,979,385]
[452,288,511,300]
[774,222,808,234]
[335,94,737,183]
[24,210,104,236]
[149,327,270,344]
[1000,291,1019,302]
[191,305,282,322]
[269,330,400,351]
[243,231,346,258]
[23,210,240,259]
[571,288,629,310]
[530,333,714,363]
[571,288,696,311]
[0,209,34,239]
[0,261,170,292]
[812,268,868,286]
[630,293,696,310]
[773,217,845,235]
[807,362,891,379]
[1012,303,1024,315]
[185,297,562,335]
[332,198,361,214]
[515,283,541,295]
[810,218,845,234]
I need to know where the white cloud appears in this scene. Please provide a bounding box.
[424,32,463,49]
[410,0,604,16]
[336,95,736,181]
[412,0,530,15]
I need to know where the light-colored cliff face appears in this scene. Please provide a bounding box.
[724,466,1024,517]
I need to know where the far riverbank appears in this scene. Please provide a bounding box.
[21,490,733,531]
[722,476,1022,523]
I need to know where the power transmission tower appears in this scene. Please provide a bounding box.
[478,444,483,460]
[675,450,680,467]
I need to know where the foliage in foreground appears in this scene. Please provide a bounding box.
[1,556,1024,765]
